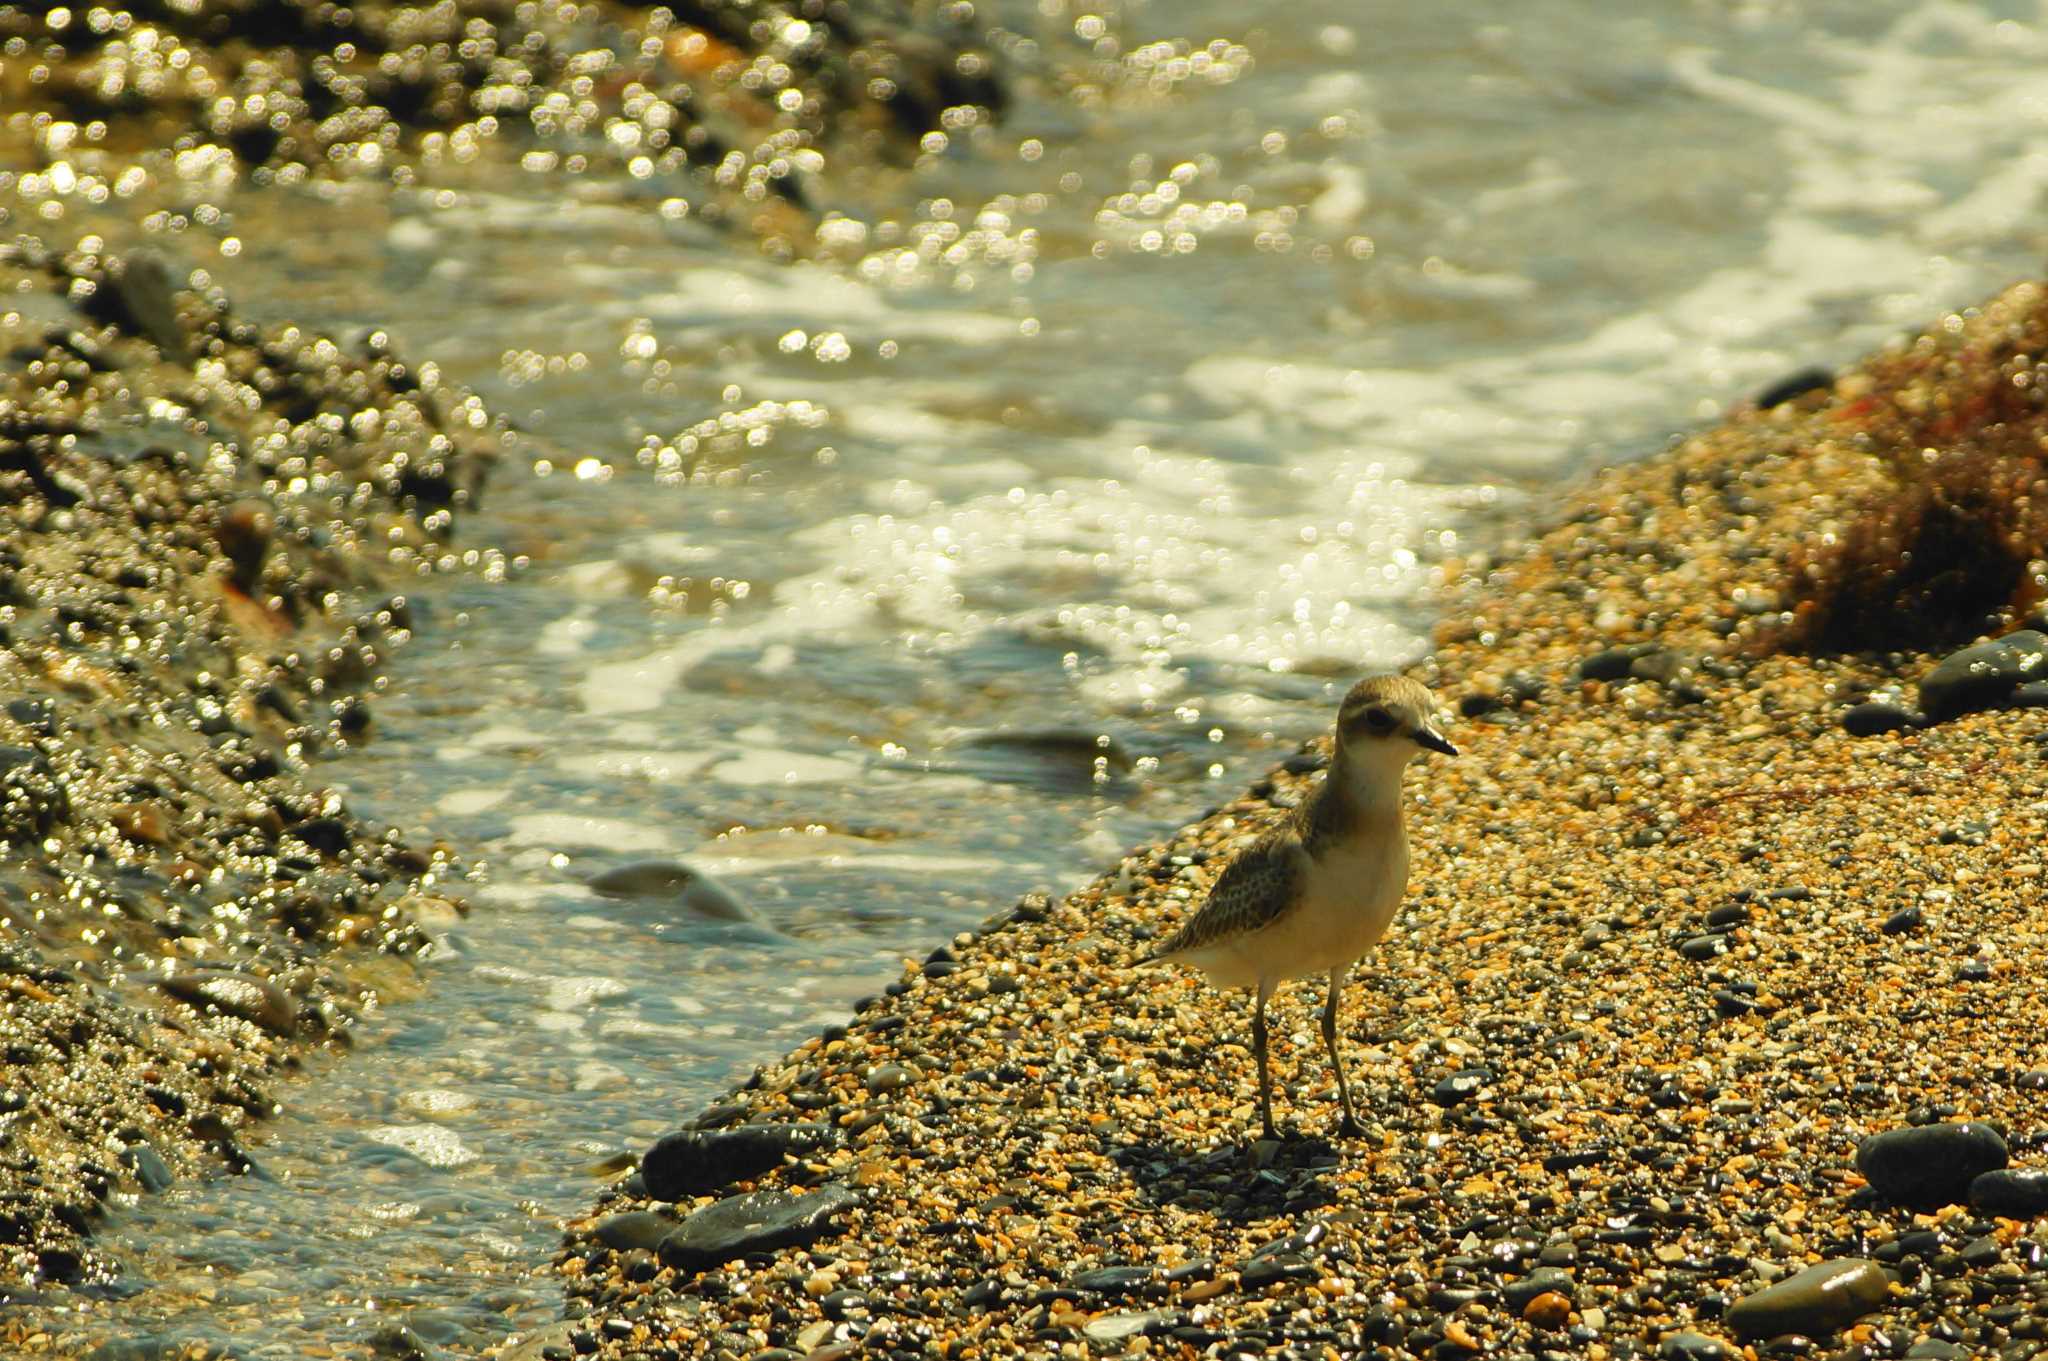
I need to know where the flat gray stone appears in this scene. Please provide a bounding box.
[657,1183,858,1275]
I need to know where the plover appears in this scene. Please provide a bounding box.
[1136,675,1455,1139]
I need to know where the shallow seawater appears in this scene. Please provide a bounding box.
[20,1,2048,1355]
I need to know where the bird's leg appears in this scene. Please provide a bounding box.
[1252,978,1277,1141]
[1323,963,1364,1138]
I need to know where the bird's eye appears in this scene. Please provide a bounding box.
[1364,707,1394,731]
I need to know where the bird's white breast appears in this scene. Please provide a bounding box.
[1283,819,1409,975]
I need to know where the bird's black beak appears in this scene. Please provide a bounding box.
[1414,726,1457,756]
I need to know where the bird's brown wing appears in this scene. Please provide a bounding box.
[1137,832,1305,962]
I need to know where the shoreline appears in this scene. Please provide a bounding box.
[537,282,2048,1360]
[0,0,1011,1308]
[0,236,498,1293]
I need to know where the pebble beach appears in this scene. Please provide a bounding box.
[6,3,2048,1358]
[539,285,2048,1361]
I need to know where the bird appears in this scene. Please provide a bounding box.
[1135,674,1455,1140]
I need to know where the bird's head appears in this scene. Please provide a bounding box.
[1334,674,1456,771]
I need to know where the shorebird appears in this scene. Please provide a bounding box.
[1136,675,1455,1140]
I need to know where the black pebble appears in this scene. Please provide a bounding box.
[1753,366,1833,409]
[1857,1122,2009,1208]
[1842,702,1921,737]
[1430,1069,1493,1107]
[1679,934,1729,961]
[1968,1168,2048,1218]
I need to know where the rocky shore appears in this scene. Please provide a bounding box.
[540,283,2048,1360]
[1,0,1010,249]
[0,233,503,1296]
[0,0,1018,1315]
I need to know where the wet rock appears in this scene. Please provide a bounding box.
[1679,934,1729,961]
[585,861,755,923]
[1660,1331,1732,1360]
[1523,1290,1573,1329]
[119,1143,174,1193]
[369,1323,447,1361]
[1725,1259,1890,1339]
[1918,630,2048,722]
[1084,1311,1173,1344]
[950,727,1136,787]
[1881,905,1923,935]
[866,1063,916,1095]
[1430,1069,1492,1105]
[1842,701,1921,737]
[1969,1168,2048,1219]
[2010,680,2048,708]
[1578,644,1660,682]
[1069,1264,1157,1297]
[1240,1253,1315,1289]
[82,249,189,360]
[656,1183,859,1276]
[1629,648,1694,685]
[155,968,299,1035]
[1458,691,1507,719]
[591,1211,676,1252]
[0,745,71,840]
[1505,1267,1576,1314]
[640,1123,837,1201]
[1856,1122,2008,1208]
[1754,366,1834,409]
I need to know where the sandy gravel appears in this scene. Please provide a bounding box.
[537,282,2048,1361]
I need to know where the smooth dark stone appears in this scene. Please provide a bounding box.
[1660,1331,1731,1360]
[121,1143,174,1193]
[1904,1344,1969,1360]
[656,1183,858,1275]
[1958,1235,2001,1268]
[1680,934,1729,961]
[590,1211,674,1252]
[952,727,1136,781]
[1881,905,1923,935]
[1505,1267,1576,1312]
[1579,644,1660,682]
[1842,702,1921,737]
[1069,1264,1157,1297]
[1240,1253,1315,1290]
[2009,680,2048,708]
[640,1123,837,1201]
[1459,692,1505,718]
[1251,1220,1326,1259]
[820,1288,870,1319]
[1858,1123,2007,1208]
[1970,1168,2048,1219]
[1919,630,2048,722]
[1430,1068,1493,1106]
[1754,366,1834,409]
[866,1063,916,1095]
[586,860,754,922]
[1714,989,1759,1018]
[1707,903,1751,927]
[1725,1259,1890,1339]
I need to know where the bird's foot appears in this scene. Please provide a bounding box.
[1335,1114,1367,1140]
